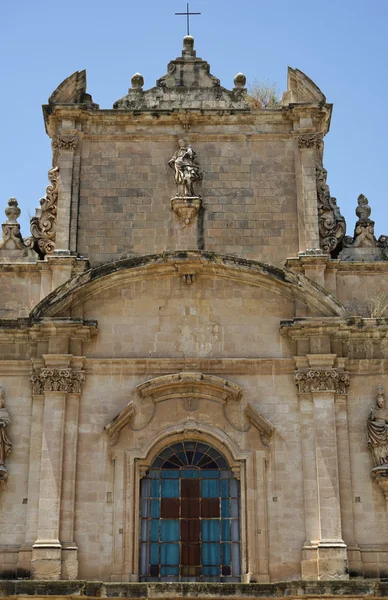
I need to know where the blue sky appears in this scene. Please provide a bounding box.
[0,0,387,241]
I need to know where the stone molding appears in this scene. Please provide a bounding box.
[136,372,243,404]
[294,369,350,394]
[29,251,347,320]
[30,368,85,394]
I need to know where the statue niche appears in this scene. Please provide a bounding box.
[169,140,202,227]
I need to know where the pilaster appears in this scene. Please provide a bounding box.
[53,128,80,252]
[295,354,349,580]
[294,122,321,252]
[31,354,85,580]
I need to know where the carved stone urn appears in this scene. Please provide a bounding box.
[171,196,202,227]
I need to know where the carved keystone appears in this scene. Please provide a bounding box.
[171,196,201,227]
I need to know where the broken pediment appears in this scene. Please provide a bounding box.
[282,67,327,105]
[47,70,98,108]
[113,36,251,111]
[104,373,275,448]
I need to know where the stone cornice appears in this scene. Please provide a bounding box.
[136,372,242,405]
[30,251,346,320]
[0,318,98,343]
[281,317,388,340]
[294,369,350,394]
[84,357,296,375]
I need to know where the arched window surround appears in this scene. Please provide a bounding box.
[104,374,275,583]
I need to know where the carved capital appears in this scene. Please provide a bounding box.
[30,368,85,394]
[53,134,79,152]
[297,133,321,149]
[294,369,350,394]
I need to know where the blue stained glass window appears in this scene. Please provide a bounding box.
[161,519,179,542]
[202,519,220,542]
[160,543,179,565]
[139,440,240,582]
[201,479,219,498]
[161,479,179,498]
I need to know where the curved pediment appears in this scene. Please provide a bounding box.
[30,251,346,320]
[105,372,275,449]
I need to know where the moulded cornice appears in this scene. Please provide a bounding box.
[280,317,388,341]
[29,251,347,320]
[0,317,97,343]
[136,372,242,405]
[105,401,135,447]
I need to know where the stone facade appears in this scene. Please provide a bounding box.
[0,36,388,588]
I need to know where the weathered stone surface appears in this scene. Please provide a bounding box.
[2,34,388,588]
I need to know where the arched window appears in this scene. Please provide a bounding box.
[139,440,241,582]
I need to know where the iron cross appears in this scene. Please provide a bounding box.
[175,3,201,36]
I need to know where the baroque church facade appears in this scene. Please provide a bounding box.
[1,36,388,589]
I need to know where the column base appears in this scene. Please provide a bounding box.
[31,540,62,580]
[302,542,348,580]
[61,543,78,579]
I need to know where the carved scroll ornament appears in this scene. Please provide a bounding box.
[316,166,346,256]
[0,387,12,489]
[30,368,85,394]
[294,369,350,394]
[27,167,59,258]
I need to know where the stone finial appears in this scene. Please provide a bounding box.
[340,194,388,261]
[4,198,21,224]
[182,35,196,58]
[0,198,26,253]
[355,193,372,222]
[234,73,246,89]
[131,73,144,89]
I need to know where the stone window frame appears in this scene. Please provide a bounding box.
[105,374,274,582]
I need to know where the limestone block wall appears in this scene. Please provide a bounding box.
[76,120,299,266]
[0,267,41,318]
[80,276,296,359]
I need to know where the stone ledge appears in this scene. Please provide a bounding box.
[0,581,388,599]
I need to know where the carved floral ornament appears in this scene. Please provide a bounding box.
[294,369,350,394]
[30,368,85,394]
[52,134,79,152]
[297,133,322,150]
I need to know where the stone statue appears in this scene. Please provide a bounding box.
[168,140,202,197]
[367,386,388,467]
[0,386,12,486]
